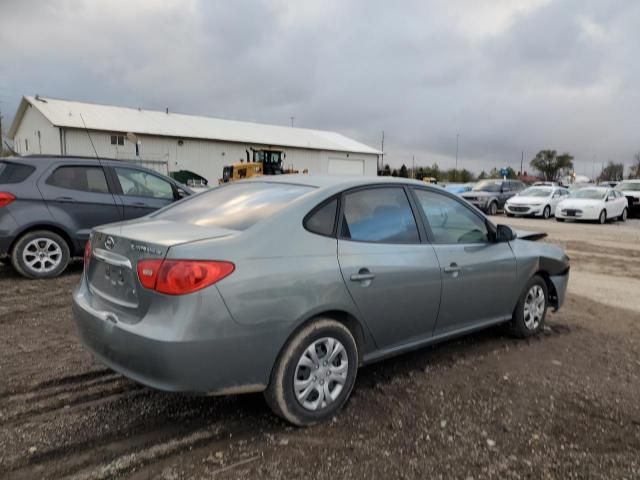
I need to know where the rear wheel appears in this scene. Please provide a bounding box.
[619,208,628,222]
[598,210,607,224]
[509,275,548,338]
[488,201,498,216]
[264,319,358,426]
[542,205,551,219]
[11,230,70,279]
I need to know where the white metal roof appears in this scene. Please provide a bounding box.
[9,96,381,155]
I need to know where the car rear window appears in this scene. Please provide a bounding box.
[0,161,35,184]
[153,182,314,231]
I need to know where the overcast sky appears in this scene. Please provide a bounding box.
[1,0,639,175]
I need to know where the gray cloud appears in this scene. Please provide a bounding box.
[1,0,639,175]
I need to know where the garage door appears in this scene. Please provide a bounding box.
[328,158,365,176]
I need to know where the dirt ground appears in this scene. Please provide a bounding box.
[1,217,639,480]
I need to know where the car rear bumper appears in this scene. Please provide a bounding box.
[72,278,280,394]
[0,211,19,256]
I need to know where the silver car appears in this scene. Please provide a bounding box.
[73,176,570,426]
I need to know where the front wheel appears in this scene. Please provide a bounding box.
[509,275,548,338]
[11,230,70,279]
[619,208,628,222]
[264,319,358,426]
[542,205,551,219]
[598,210,607,224]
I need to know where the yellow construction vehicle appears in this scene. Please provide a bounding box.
[219,148,304,184]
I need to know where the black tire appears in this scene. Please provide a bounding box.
[598,210,607,224]
[509,275,549,338]
[264,318,358,426]
[488,201,498,216]
[542,205,551,219]
[618,208,628,222]
[11,230,70,279]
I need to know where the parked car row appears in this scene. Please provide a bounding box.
[0,156,192,278]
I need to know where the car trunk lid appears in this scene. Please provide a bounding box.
[86,220,236,317]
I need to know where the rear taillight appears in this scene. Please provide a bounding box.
[0,192,15,208]
[84,240,92,269]
[137,259,234,295]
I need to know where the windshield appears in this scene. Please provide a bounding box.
[152,182,314,231]
[472,180,502,192]
[519,187,551,197]
[570,188,606,200]
[616,182,640,191]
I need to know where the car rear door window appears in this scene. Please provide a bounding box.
[45,166,110,193]
[114,167,175,200]
[305,198,338,236]
[0,161,35,184]
[413,189,490,244]
[341,187,419,244]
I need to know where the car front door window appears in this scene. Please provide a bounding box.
[413,189,489,244]
[114,168,174,200]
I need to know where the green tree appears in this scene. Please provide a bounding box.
[599,161,624,182]
[391,168,398,177]
[629,153,640,179]
[488,168,500,179]
[399,164,409,178]
[477,170,487,180]
[382,164,391,176]
[459,169,475,182]
[530,150,574,181]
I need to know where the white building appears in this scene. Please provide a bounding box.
[8,96,381,183]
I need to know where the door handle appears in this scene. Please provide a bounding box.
[350,269,375,282]
[55,196,75,202]
[132,202,149,207]
[443,263,461,273]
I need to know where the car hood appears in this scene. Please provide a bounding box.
[462,191,492,198]
[617,190,640,197]
[508,195,547,205]
[558,198,603,209]
[95,219,236,247]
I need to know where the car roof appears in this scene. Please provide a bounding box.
[243,174,430,190]
[5,155,126,165]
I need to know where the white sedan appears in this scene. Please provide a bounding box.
[505,185,568,219]
[555,187,628,224]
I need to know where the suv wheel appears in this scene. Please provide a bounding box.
[264,318,358,426]
[11,230,70,279]
[488,201,498,216]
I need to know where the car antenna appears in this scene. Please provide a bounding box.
[3,140,19,156]
[79,113,102,164]
[79,112,121,233]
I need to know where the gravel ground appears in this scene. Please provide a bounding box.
[0,216,639,479]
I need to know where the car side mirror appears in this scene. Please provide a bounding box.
[496,224,516,242]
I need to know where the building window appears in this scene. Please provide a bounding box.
[110,134,124,146]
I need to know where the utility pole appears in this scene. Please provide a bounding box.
[290,116,294,127]
[380,130,385,175]
[412,155,415,179]
[520,151,524,176]
[454,133,459,181]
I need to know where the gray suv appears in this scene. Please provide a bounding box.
[0,156,191,278]
[461,179,525,215]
